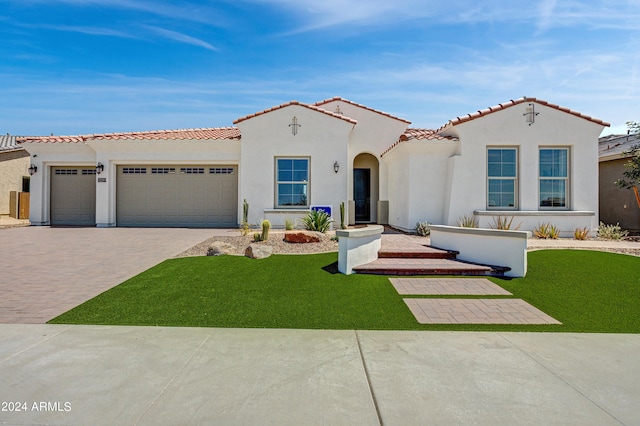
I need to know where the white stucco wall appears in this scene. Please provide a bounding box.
[318,100,409,206]
[383,140,459,231]
[20,142,97,225]
[440,101,605,235]
[22,139,240,227]
[237,104,354,227]
[88,140,240,227]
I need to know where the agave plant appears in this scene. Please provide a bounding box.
[490,215,521,230]
[302,210,333,233]
[457,214,479,228]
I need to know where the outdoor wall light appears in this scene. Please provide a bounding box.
[96,162,104,174]
[334,161,339,173]
[28,164,37,176]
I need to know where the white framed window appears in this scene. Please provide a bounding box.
[487,148,518,209]
[539,148,569,209]
[276,158,309,207]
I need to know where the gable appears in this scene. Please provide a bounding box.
[438,97,609,136]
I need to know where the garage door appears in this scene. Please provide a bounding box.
[116,165,238,227]
[50,167,97,226]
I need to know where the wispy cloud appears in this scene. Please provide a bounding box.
[246,0,640,34]
[24,23,137,39]
[140,25,218,51]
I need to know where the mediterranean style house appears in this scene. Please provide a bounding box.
[19,97,609,235]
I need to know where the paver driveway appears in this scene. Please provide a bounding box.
[0,227,220,323]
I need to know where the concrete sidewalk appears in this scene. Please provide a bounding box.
[1,325,638,425]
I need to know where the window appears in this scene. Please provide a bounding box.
[276,158,309,207]
[487,148,517,209]
[539,148,569,208]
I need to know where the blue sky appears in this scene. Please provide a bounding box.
[1,0,638,136]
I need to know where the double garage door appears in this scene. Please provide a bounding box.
[116,165,238,227]
[50,165,238,227]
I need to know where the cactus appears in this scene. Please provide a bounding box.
[261,219,271,241]
[242,199,249,224]
[339,202,346,229]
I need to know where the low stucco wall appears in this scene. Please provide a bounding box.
[430,225,531,277]
[336,225,384,274]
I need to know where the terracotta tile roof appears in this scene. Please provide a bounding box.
[17,127,241,144]
[90,127,240,140]
[437,97,610,133]
[314,97,411,124]
[380,128,458,157]
[18,135,87,144]
[233,100,357,125]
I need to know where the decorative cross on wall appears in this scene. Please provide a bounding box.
[289,116,301,135]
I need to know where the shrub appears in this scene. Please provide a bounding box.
[415,220,431,237]
[574,227,590,240]
[284,217,296,231]
[490,215,521,230]
[533,223,550,239]
[261,219,271,241]
[534,222,560,239]
[302,210,333,233]
[457,214,479,228]
[239,221,250,237]
[597,222,628,240]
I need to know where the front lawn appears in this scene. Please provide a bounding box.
[49,250,640,332]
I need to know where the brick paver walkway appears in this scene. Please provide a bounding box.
[390,277,512,295]
[404,298,562,325]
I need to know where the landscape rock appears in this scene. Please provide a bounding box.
[207,241,235,256]
[245,244,273,259]
[284,231,322,243]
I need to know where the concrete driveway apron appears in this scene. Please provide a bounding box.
[0,227,217,323]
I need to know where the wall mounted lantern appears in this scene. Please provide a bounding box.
[333,161,339,173]
[96,162,104,174]
[28,164,37,176]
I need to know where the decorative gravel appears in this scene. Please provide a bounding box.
[176,230,339,257]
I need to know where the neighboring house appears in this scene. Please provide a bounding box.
[0,134,30,215]
[19,97,608,235]
[599,133,640,232]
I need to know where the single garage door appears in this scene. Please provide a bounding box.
[50,167,97,226]
[116,165,238,227]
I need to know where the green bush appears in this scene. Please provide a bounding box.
[302,210,333,233]
[284,217,295,231]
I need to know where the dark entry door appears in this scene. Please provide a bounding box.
[354,168,370,222]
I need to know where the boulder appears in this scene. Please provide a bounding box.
[284,231,322,243]
[245,244,273,259]
[207,241,235,256]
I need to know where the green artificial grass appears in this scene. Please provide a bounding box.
[49,250,640,332]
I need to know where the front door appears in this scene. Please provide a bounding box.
[354,168,370,222]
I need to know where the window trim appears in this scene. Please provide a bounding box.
[538,147,570,210]
[486,147,518,210]
[274,157,310,208]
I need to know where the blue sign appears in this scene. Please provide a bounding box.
[311,205,332,216]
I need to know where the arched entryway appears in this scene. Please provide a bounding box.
[353,153,379,223]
